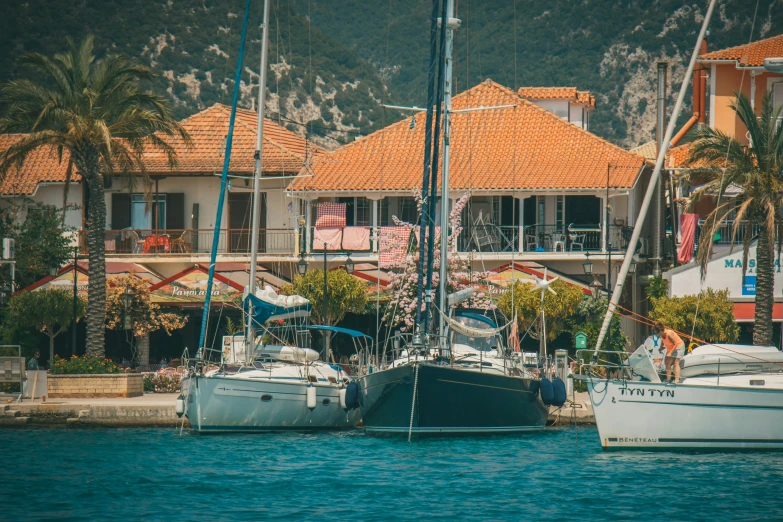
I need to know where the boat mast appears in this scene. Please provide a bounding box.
[436,0,457,341]
[246,0,271,363]
[197,0,253,351]
[593,0,718,354]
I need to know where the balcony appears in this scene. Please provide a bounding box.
[458,224,632,254]
[84,229,297,256]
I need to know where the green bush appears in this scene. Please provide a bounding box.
[50,355,120,375]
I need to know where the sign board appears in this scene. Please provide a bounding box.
[667,242,783,299]
[149,265,244,305]
[575,332,588,349]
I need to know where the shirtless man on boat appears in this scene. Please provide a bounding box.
[654,321,685,383]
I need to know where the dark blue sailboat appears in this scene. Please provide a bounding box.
[357,0,547,438]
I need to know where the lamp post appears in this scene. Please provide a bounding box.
[121,287,134,331]
[296,253,308,276]
[345,253,354,275]
[71,246,78,355]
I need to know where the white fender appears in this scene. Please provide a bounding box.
[338,388,347,409]
[306,386,317,409]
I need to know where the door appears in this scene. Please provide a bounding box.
[228,192,267,253]
[564,196,601,226]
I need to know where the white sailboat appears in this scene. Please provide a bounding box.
[579,0,783,451]
[178,0,362,433]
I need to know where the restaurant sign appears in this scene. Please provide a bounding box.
[149,265,244,305]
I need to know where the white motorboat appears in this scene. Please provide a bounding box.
[579,348,783,450]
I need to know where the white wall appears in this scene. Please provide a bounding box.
[31,183,84,232]
[531,100,569,120]
[667,242,783,299]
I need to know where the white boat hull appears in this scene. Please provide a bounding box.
[584,376,783,450]
[183,374,361,433]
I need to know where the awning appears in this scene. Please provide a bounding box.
[733,303,783,322]
[149,264,245,305]
[485,262,596,296]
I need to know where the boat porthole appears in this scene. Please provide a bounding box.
[261,395,273,402]
[322,398,330,405]
[750,380,765,386]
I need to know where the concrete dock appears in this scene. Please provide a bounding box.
[1,391,595,428]
[0,393,188,428]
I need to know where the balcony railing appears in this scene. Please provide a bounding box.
[695,220,761,246]
[459,224,631,253]
[85,229,296,256]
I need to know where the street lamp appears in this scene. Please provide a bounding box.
[344,253,355,275]
[297,253,308,275]
[582,253,593,276]
[122,287,134,330]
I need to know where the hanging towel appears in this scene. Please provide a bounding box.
[677,213,699,264]
[316,202,347,228]
[342,226,370,251]
[313,227,343,251]
[379,226,411,267]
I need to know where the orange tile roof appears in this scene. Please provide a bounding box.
[140,104,319,175]
[1,104,319,195]
[518,87,596,108]
[631,141,658,162]
[0,134,80,195]
[666,142,725,170]
[700,33,783,67]
[290,80,644,193]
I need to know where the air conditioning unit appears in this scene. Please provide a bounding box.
[638,237,650,256]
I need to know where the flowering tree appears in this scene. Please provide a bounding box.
[106,275,186,366]
[383,191,493,331]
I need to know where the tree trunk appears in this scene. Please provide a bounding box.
[753,226,774,346]
[136,333,150,367]
[48,328,55,364]
[73,146,107,358]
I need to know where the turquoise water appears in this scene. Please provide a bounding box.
[2,427,783,521]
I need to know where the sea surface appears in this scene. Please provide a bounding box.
[2,426,782,521]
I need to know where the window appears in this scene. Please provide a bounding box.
[398,197,418,224]
[556,196,564,228]
[491,196,501,225]
[380,199,390,226]
[356,197,371,226]
[131,194,166,229]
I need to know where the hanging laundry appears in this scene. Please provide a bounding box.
[313,227,343,251]
[379,226,411,267]
[316,202,347,228]
[677,213,700,264]
[342,226,371,251]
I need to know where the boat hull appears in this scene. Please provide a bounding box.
[584,377,783,450]
[358,363,548,437]
[184,375,361,433]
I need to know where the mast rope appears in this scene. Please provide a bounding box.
[408,363,420,442]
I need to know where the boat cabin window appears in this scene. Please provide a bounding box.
[452,316,498,352]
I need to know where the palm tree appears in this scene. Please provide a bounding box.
[0,36,189,357]
[687,91,783,346]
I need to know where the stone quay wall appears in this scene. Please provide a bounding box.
[48,374,144,398]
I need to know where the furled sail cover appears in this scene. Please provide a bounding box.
[243,285,311,326]
[439,310,509,338]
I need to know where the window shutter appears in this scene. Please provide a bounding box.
[111,193,131,229]
[167,193,185,230]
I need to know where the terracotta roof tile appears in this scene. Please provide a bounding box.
[0,134,79,196]
[140,104,319,175]
[632,141,658,162]
[290,80,644,193]
[666,142,723,170]
[1,104,319,195]
[518,87,596,108]
[700,33,783,67]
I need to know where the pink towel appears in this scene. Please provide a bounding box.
[677,213,699,264]
[414,226,441,247]
[316,203,347,228]
[313,227,343,251]
[379,226,411,267]
[342,227,370,251]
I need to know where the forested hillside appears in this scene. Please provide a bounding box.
[1,0,782,149]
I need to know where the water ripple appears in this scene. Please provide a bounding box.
[2,426,782,521]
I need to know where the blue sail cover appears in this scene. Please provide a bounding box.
[243,293,312,326]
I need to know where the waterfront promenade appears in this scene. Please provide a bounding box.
[0,392,595,428]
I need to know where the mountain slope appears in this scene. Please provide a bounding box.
[1,0,782,149]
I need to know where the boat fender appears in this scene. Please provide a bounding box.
[540,377,554,406]
[338,388,347,409]
[552,377,566,407]
[345,381,360,409]
[175,396,185,417]
[306,385,317,409]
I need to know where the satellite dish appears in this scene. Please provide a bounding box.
[763,57,783,74]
